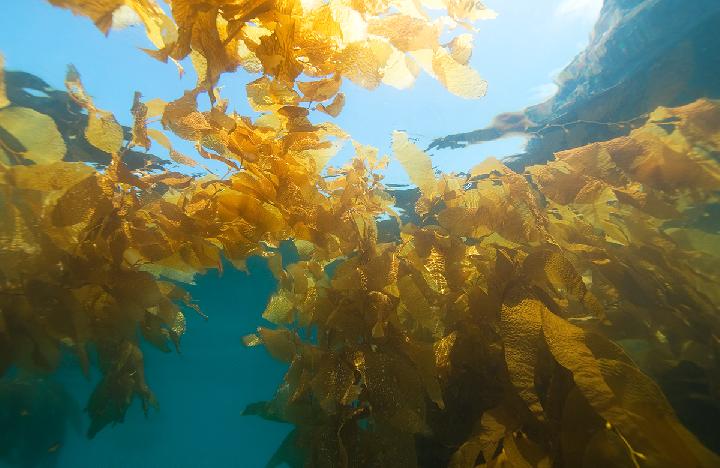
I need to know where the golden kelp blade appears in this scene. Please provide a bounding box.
[0,54,8,109]
[316,92,345,117]
[48,0,492,99]
[392,130,437,196]
[0,107,66,164]
[47,0,177,49]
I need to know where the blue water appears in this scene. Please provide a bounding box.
[2,258,291,468]
[8,0,718,466]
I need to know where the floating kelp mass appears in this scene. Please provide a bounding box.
[1,0,720,466]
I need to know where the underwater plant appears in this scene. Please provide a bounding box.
[0,0,719,466]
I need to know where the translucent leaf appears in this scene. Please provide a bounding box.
[367,15,439,52]
[86,111,124,154]
[247,76,300,112]
[298,75,341,102]
[0,54,9,109]
[392,130,436,196]
[448,33,473,65]
[263,290,295,324]
[316,92,345,117]
[501,297,544,420]
[432,48,487,99]
[0,107,66,164]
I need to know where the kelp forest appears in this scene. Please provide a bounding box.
[1,0,720,467]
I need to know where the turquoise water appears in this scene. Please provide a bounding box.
[2,0,720,467]
[2,257,290,467]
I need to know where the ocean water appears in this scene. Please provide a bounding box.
[2,0,720,467]
[2,256,291,468]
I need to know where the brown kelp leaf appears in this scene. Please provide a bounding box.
[504,433,551,468]
[147,128,198,167]
[147,127,173,151]
[449,407,512,468]
[216,190,283,230]
[0,107,66,164]
[597,358,720,466]
[338,39,393,90]
[402,341,445,409]
[9,161,95,192]
[247,76,300,112]
[581,428,637,467]
[538,310,712,465]
[298,75,341,102]
[161,90,210,141]
[469,156,512,178]
[523,249,586,300]
[169,150,198,167]
[392,131,436,196]
[262,289,295,324]
[63,66,126,154]
[310,353,356,413]
[142,171,193,188]
[64,64,93,107]
[355,349,428,434]
[316,92,345,117]
[242,333,262,347]
[540,308,618,420]
[130,91,151,150]
[432,48,487,99]
[367,15,439,52]
[144,97,168,118]
[423,246,448,294]
[501,297,545,420]
[257,327,297,363]
[51,173,113,227]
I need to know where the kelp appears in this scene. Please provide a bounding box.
[244,101,720,467]
[3,0,493,439]
[48,0,492,98]
[0,0,719,466]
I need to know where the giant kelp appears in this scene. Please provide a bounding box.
[1,0,720,466]
[2,0,495,440]
[244,100,720,466]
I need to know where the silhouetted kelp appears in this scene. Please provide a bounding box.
[1,1,720,466]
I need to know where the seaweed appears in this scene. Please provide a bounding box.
[0,1,719,466]
[245,101,720,466]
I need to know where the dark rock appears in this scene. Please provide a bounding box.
[430,0,720,170]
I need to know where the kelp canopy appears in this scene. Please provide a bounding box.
[1,0,720,466]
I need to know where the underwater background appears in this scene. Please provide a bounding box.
[1,0,720,467]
